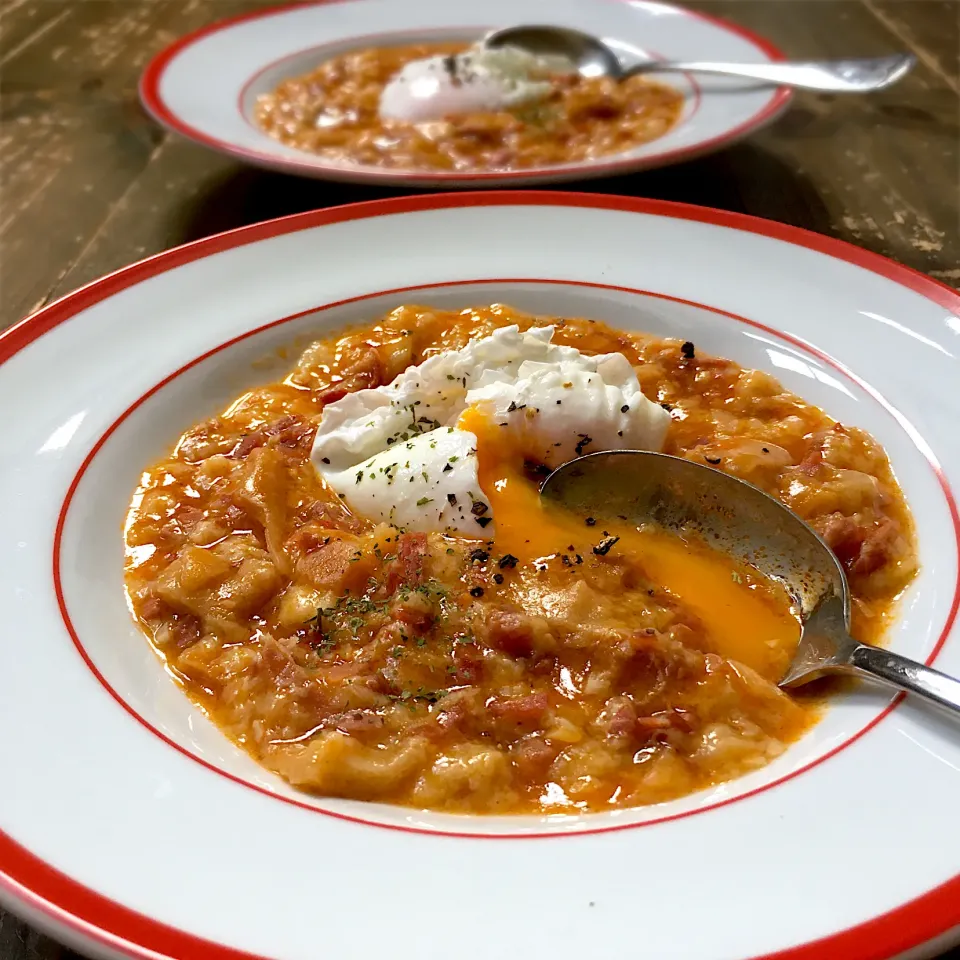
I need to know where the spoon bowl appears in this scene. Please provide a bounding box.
[485,24,621,79]
[541,450,960,715]
[484,24,916,93]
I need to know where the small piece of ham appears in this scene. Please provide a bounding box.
[485,611,535,658]
[487,692,548,725]
[819,513,900,578]
[386,532,427,592]
[232,414,316,460]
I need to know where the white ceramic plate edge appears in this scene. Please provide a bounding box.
[137,0,794,187]
[2,192,960,960]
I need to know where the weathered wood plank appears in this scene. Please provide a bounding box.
[0,0,69,65]
[0,0,265,328]
[865,0,960,90]
[1,0,237,94]
[678,0,960,284]
[0,907,69,960]
[0,88,164,324]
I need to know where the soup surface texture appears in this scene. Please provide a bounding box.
[253,42,684,171]
[124,305,915,814]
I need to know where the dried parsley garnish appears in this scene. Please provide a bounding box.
[593,536,620,556]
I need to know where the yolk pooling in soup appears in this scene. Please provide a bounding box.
[124,305,915,814]
[460,405,803,683]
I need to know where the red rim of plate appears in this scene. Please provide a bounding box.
[50,276,960,840]
[137,0,793,181]
[1,191,959,960]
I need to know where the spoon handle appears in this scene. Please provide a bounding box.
[623,54,915,92]
[847,643,960,717]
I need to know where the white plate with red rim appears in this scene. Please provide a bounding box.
[139,0,792,187]
[2,191,960,960]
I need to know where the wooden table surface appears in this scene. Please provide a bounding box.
[0,0,958,956]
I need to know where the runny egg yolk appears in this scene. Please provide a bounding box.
[457,406,802,681]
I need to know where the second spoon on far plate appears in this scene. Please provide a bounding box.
[484,24,916,93]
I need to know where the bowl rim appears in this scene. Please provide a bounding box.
[2,190,959,960]
[50,275,960,837]
[4,192,957,356]
[137,0,794,183]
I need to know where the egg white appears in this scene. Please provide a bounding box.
[334,428,491,537]
[379,46,562,125]
[311,326,669,536]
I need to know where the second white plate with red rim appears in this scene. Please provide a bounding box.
[139,0,792,187]
[1,191,960,960]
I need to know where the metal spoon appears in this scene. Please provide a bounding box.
[484,24,916,93]
[541,450,960,716]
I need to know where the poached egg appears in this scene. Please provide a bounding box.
[379,45,569,125]
[311,326,669,538]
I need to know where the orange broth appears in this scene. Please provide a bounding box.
[124,305,915,814]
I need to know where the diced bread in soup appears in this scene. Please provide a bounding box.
[125,305,914,814]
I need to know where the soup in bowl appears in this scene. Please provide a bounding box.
[123,304,915,815]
